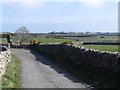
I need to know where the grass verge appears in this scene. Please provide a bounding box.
[2,55,22,88]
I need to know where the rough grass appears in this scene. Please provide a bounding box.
[0,78,1,89]
[39,38,75,44]
[32,36,120,52]
[82,45,119,52]
[2,55,22,88]
[67,36,118,42]
[12,36,30,44]
[11,35,119,48]
[11,36,76,44]
[0,38,7,44]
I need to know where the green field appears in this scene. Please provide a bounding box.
[65,35,119,52]
[11,36,76,44]
[66,36,118,42]
[1,35,119,52]
[40,37,119,52]
[82,45,119,52]
[39,38,75,44]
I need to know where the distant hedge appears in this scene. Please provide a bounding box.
[83,42,120,45]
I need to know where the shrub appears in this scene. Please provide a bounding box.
[32,39,41,45]
[62,41,73,45]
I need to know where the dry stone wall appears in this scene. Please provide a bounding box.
[0,46,11,78]
[34,44,120,76]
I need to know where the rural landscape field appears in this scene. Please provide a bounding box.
[0,0,120,89]
[1,32,119,52]
[1,31,120,89]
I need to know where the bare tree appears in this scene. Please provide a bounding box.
[16,26,31,45]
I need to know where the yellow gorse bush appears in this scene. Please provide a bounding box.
[62,41,73,45]
[33,39,41,45]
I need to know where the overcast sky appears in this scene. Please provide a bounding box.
[0,0,118,33]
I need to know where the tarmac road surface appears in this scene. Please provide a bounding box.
[11,49,93,88]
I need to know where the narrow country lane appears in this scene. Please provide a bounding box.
[11,49,92,88]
